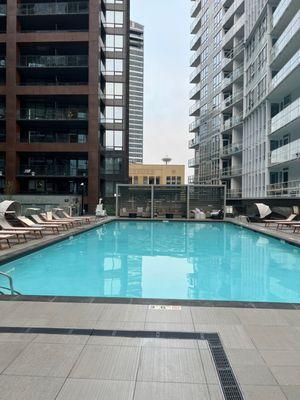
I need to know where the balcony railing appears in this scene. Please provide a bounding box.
[270,138,300,165]
[227,189,242,198]
[222,67,243,89]
[221,114,243,132]
[271,49,300,91]
[18,108,88,121]
[267,180,300,197]
[188,136,200,148]
[273,0,292,28]
[19,165,88,177]
[21,132,87,144]
[271,97,300,134]
[272,10,300,61]
[222,90,243,110]
[222,14,245,46]
[191,0,201,18]
[188,157,200,167]
[220,166,242,178]
[221,143,243,157]
[19,55,88,68]
[17,2,88,16]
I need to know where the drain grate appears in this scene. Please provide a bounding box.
[0,326,244,400]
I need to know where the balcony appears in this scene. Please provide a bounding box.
[270,138,300,166]
[188,136,200,149]
[224,0,244,25]
[221,114,243,132]
[267,180,300,197]
[191,14,201,34]
[220,143,243,157]
[221,67,243,90]
[271,97,300,134]
[272,10,300,65]
[220,166,242,178]
[19,55,88,68]
[191,0,201,18]
[270,49,300,95]
[221,90,243,110]
[222,14,245,47]
[189,101,200,116]
[273,0,292,28]
[18,108,88,121]
[227,189,242,199]
[17,2,89,16]
[19,165,88,177]
[21,131,87,144]
[188,157,200,168]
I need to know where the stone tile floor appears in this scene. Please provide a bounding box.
[0,301,299,399]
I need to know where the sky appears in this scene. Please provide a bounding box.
[130,0,193,170]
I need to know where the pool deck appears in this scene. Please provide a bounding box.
[0,218,300,399]
[0,300,299,399]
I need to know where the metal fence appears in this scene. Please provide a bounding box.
[116,184,226,218]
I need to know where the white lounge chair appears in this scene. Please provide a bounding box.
[264,213,297,227]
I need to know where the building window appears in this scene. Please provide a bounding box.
[105,59,123,75]
[105,82,123,99]
[213,51,221,70]
[106,35,124,52]
[200,47,208,63]
[200,85,208,101]
[105,106,123,123]
[200,66,208,81]
[214,30,222,48]
[213,72,222,90]
[133,176,138,184]
[143,176,148,184]
[105,11,124,28]
[104,130,123,150]
[104,157,122,174]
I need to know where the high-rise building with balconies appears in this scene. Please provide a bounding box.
[129,20,144,164]
[0,0,130,212]
[190,0,300,202]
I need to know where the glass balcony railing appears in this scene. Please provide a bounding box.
[17,2,89,16]
[222,90,243,110]
[21,132,87,144]
[188,157,200,167]
[272,10,300,60]
[270,138,300,165]
[271,49,300,91]
[273,0,292,28]
[19,55,88,68]
[221,114,243,131]
[227,189,242,198]
[18,108,88,121]
[19,165,88,177]
[221,143,243,157]
[220,166,242,178]
[0,4,6,16]
[271,97,300,133]
[267,180,300,197]
[188,136,200,148]
[222,67,243,89]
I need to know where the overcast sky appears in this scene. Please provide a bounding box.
[130,0,193,170]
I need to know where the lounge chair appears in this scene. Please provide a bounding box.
[0,234,15,249]
[40,213,72,230]
[52,211,86,225]
[0,229,29,243]
[276,221,300,230]
[31,215,66,232]
[0,216,44,238]
[61,210,91,224]
[264,214,297,227]
[120,208,129,217]
[17,216,59,235]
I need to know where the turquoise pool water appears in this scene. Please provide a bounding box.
[0,221,300,302]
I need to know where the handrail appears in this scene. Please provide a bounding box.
[0,271,14,295]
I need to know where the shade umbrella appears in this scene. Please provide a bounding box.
[271,207,293,218]
[255,203,272,219]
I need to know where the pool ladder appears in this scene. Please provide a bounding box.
[0,271,20,295]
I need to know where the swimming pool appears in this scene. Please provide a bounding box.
[0,221,300,303]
